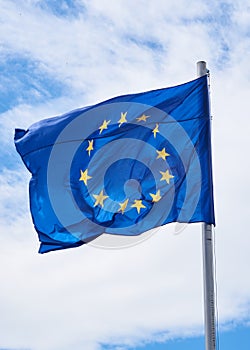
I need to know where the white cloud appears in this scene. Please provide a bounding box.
[0,214,205,350]
[0,0,250,349]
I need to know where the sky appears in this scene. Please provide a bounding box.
[0,0,250,349]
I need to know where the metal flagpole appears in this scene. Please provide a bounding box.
[197,61,216,350]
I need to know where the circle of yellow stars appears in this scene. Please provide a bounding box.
[79,111,175,215]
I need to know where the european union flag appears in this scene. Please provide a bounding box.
[14,75,215,253]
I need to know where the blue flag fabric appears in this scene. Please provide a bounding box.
[15,76,215,253]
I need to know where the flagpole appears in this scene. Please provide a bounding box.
[197,61,216,350]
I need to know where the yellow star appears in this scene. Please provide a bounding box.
[149,190,161,203]
[93,189,109,208]
[99,119,111,134]
[118,198,129,214]
[131,199,146,214]
[118,112,127,127]
[86,140,94,156]
[156,148,170,160]
[160,170,174,184]
[79,169,92,185]
[136,114,150,122]
[152,123,159,138]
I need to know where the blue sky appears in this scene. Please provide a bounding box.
[0,0,250,349]
[102,324,250,349]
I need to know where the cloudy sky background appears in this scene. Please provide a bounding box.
[0,0,250,349]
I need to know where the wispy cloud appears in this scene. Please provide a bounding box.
[0,53,66,113]
[37,0,86,19]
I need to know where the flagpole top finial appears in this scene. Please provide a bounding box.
[197,61,208,77]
